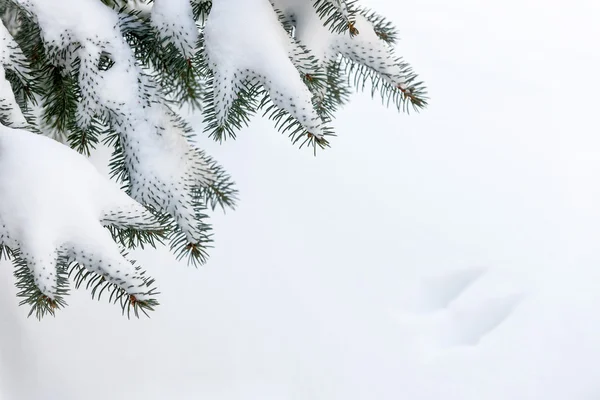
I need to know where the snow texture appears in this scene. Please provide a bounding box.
[0,126,159,300]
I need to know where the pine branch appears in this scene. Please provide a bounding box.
[0,0,427,319]
[313,0,359,35]
[357,7,399,44]
[344,55,428,112]
[11,248,70,319]
[68,253,159,319]
[106,211,167,250]
[191,0,212,23]
[168,195,213,268]
[194,39,257,141]
[3,239,160,319]
[119,8,204,108]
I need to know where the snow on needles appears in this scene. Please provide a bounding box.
[0,21,28,127]
[202,0,420,139]
[0,0,423,313]
[151,0,199,57]
[272,0,408,89]
[0,126,159,301]
[13,0,234,250]
[204,0,324,138]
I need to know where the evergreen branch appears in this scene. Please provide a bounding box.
[166,106,240,210]
[194,157,238,211]
[120,15,204,108]
[193,33,256,142]
[0,0,428,318]
[201,76,258,142]
[267,0,296,35]
[100,0,151,18]
[305,60,352,121]
[0,243,14,261]
[191,0,212,24]
[196,40,258,142]
[0,3,38,123]
[344,55,428,113]
[66,119,106,156]
[12,249,70,320]
[4,68,37,111]
[106,208,168,250]
[168,195,213,268]
[356,7,399,44]
[104,128,131,190]
[68,255,160,319]
[41,63,78,131]
[4,243,160,319]
[313,0,359,35]
[6,5,106,150]
[0,1,21,36]
[256,84,334,154]
[103,124,221,268]
[38,59,106,155]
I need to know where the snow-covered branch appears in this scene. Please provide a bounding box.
[0,0,425,317]
[0,127,160,317]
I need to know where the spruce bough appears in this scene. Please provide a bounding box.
[0,0,427,318]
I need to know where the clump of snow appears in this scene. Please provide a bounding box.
[15,0,135,127]
[113,102,218,244]
[0,127,159,300]
[151,0,199,56]
[14,0,119,47]
[204,0,324,137]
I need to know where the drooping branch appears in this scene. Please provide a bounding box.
[0,0,426,318]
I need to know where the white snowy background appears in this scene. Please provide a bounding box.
[2,0,600,399]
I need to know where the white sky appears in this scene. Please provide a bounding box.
[1,0,600,399]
